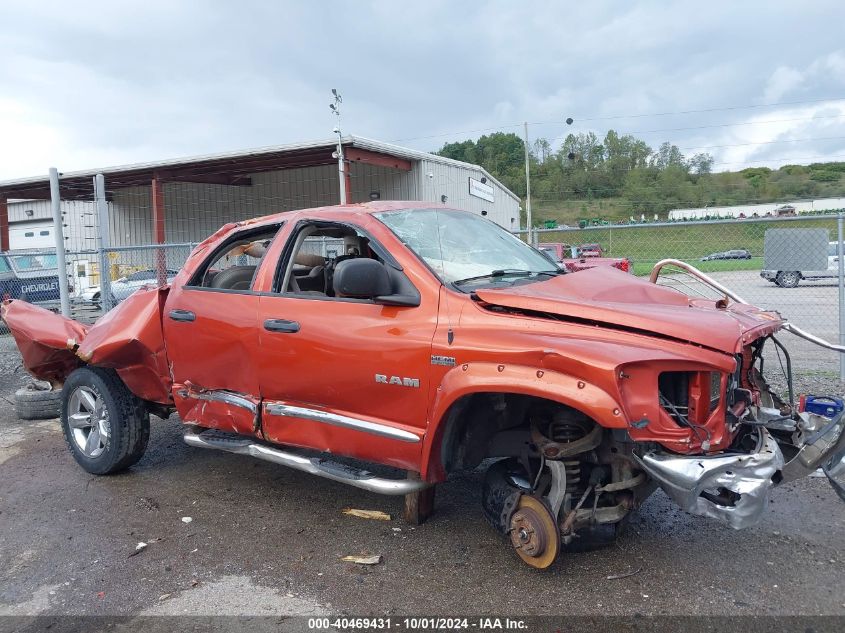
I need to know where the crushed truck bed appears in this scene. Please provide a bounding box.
[2,287,172,403]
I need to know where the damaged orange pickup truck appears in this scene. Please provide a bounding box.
[4,201,845,568]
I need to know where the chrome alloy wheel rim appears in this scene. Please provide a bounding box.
[68,386,110,458]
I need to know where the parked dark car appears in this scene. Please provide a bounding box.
[0,250,68,310]
[700,249,752,261]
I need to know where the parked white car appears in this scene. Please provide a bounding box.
[760,241,840,288]
[78,269,178,305]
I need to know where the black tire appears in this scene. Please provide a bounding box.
[61,367,150,475]
[15,385,62,420]
[775,271,800,288]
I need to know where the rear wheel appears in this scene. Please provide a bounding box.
[775,271,800,288]
[61,367,150,475]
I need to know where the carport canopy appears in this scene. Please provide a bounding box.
[0,136,413,251]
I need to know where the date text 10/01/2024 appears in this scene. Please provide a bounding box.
[307,617,528,630]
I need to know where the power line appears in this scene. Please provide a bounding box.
[390,97,845,146]
[560,96,845,123]
[543,113,845,144]
[530,193,845,205]
[394,112,845,146]
[390,124,522,144]
[679,135,845,152]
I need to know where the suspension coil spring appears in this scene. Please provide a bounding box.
[547,417,590,495]
[563,459,581,494]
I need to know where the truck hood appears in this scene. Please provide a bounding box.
[473,267,784,353]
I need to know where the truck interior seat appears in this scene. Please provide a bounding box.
[208,265,257,290]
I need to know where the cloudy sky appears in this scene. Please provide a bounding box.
[1,0,844,179]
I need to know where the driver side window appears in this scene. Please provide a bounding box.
[277,222,384,298]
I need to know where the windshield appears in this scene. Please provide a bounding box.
[375,208,557,285]
[9,253,57,272]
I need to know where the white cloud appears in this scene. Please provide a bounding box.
[764,67,805,102]
[1,1,845,179]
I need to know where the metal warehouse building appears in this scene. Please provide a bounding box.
[0,136,521,254]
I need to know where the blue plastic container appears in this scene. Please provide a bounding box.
[804,396,844,418]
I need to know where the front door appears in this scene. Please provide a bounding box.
[256,220,437,471]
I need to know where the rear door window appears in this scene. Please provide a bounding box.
[188,224,283,291]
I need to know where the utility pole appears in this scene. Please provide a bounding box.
[330,89,346,204]
[94,174,114,312]
[838,214,844,381]
[523,122,532,245]
[48,167,70,317]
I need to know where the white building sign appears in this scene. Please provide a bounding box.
[468,177,495,203]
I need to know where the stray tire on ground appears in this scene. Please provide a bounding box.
[14,383,62,420]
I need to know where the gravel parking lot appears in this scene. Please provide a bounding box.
[0,333,843,621]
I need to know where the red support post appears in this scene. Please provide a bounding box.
[0,197,8,252]
[151,175,167,286]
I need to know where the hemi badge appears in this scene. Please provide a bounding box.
[431,355,456,367]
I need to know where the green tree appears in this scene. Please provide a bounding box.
[650,142,686,170]
[688,153,714,176]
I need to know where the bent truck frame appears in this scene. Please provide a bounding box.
[3,201,844,569]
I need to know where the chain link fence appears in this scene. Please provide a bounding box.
[64,244,196,321]
[6,183,843,376]
[521,214,844,378]
[4,236,356,327]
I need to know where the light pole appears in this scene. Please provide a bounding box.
[330,89,346,204]
[523,122,532,245]
[523,117,573,245]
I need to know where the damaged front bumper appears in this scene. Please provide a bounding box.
[643,260,845,526]
[634,427,784,529]
[634,410,845,529]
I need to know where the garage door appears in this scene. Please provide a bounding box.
[10,221,53,250]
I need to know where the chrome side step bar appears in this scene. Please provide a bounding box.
[183,428,430,496]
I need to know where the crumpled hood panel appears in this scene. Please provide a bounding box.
[1,286,172,403]
[474,267,784,353]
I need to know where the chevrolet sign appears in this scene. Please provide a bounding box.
[21,281,58,294]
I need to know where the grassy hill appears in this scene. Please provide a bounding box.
[534,215,839,276]
[436,131,845,228]
[532,197,632,226]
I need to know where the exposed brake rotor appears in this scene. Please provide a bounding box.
[508,495,560,569]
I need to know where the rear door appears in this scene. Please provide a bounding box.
[163,222,283,436]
